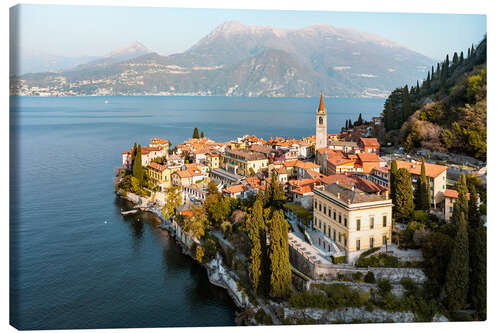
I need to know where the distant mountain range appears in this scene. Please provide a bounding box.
[11,22,435,97]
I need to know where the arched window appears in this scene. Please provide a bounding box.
[319,116,323,125]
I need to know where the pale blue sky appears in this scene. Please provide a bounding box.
[13,4,486,60]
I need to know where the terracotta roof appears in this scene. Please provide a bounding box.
[150,138,169,145]
[395,160,447,178]
[176,170,192,178]
[305,169,323,179]
[319,183,389,205]
[359,137,380,147]
[321,174,387,194]
[444,189,471,200]
[318,94,325,111]
[292,185,314,195]
[357,153,380,163]
[226,149,267,161]
[223,184,246,194]
[180,210,194,217]
[148,162,167,171]
[327,158,354,166]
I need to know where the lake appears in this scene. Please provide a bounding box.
[9,96,384,329]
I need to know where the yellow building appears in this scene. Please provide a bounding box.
[206,152,220,170]
[312,183,393,263]
[222,149,269,176]
[147,162,180,190]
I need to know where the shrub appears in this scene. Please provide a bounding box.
[377,279,393,296]
[400,277,418,294]
[364,272,376,283]
[353,272,363,281]
[255,308,273,325]
[332,256,346,264]
[359,247,380,259]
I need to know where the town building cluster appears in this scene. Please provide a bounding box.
[120,95,455,262]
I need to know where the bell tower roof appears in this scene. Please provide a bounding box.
[318,94,325,112]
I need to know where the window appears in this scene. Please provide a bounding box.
[370,237,374,248]
[338,233,341,242]
[319,221,322,229]
[370,216,374,229]
[334,230,336,241]
[314,217,317,226]
[356,219,361,231]
[328,226,331,238]
[314,200,317,209]
[344,217,347,227]
[319,203,322,211]
[356,239,360,251]
[319,116,323,125]
[383,235,387,245]
[323,206,326,214]
[383,215,387,227]
[328,209,331,217]
[338,213,342,223]
[333,211,336,219]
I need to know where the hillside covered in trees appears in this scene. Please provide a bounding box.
[382,37,486,161]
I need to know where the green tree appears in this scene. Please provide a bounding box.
[201,131,205,138]
[182,206,207,240]
[415,157,431,211]
[469,225,486,320]
[269,209,291,298]
[451,173,469,226]
[133,144,144,184]
[249,194,266,293]
[443,211,469,313]
[193,127,200,139]
[389,160,398,202]
[207,180,219,196]
[393,168,414,221]
[196,245,205,263]
[270,173,285,210]
[162,186,182,222]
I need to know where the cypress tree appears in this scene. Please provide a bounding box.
[192,127,200,139]
[393,168,414,221]
[452,52,459,67]
[416,81,420,98]
[133,144,143,184]
[452,173,469,225]
[131,142,137,170]
[470,225,486,320]
[270,173,285,210]
[269,209,291,298]
[443,212,469,313]
[389,160,398,202]
[249,194,265,293]
[459,51,464,64]
[402,85,411,121]
[348,119,353,129]
[471,44,475,57]
[201,131,205,138]
[345,119,349,130]
[431,65,435,80]
[467,48,471,59]
[416,157,431,211]
[436,63,441,78]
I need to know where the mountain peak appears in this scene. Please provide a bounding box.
[105,41,150,58]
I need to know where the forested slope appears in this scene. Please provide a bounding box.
[382,38,486,161]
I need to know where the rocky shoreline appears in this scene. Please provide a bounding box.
[117,191,448,325]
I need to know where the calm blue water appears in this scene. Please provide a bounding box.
[9,96,384,330]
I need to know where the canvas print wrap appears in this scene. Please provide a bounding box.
[9,4,486,330]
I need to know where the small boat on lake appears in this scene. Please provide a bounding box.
[121,209,138,215]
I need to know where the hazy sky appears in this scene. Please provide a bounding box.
[12,4,486,60]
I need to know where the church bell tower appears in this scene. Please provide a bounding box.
[315,94,327,150]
